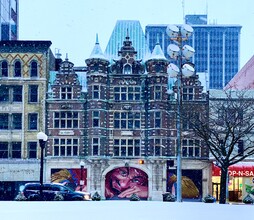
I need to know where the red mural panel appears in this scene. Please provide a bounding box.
[105,167,148,200]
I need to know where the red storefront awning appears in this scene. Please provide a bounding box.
[212,162,254,177]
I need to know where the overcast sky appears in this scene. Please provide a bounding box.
[19,0,254,68]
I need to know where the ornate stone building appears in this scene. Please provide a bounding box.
[44,35,211,201]
[0,40,55,200]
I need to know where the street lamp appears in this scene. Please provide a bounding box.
[79,161,85,191]
[166,24,195,202]
[37,131,48,198]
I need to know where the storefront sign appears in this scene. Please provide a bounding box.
[212,163,254,177]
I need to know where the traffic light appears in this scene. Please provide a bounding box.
[139,159,145,164]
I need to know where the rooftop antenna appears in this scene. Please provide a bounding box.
[96,33,99,44]
[182,0,185,24]
[55,48,62,59]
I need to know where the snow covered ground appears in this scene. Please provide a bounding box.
[0,201,252,220]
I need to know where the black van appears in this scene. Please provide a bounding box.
[15,182,91,201]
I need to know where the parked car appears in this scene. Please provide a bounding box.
[15,182,91,201]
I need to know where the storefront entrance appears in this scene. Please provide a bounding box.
[212,162,254,202]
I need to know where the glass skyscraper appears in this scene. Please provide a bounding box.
[145,15,242,89]
[0,0,18,40]
[104,20,149,63]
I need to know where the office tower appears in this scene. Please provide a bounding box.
[0,0,18,40]
[145,15,242,89]
[104,20,149,62]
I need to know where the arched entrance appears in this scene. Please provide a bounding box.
[105,166,148,200]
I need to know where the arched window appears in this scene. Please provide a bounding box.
[123,64,131,74]
[14,61,21,77]
[1,61,8,77]
[30,61,38,77]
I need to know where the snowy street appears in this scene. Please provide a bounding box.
[0,201,252,220]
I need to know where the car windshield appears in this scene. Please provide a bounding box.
[62,185,75,192]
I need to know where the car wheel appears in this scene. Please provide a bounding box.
[54,193,64,201]
[28,194,40,201]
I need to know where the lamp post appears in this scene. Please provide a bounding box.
[80,161,85,191]
[166,24,195,202]
[37,131,48,198]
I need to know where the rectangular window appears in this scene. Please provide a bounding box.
[155,139,161,156]
[12,142,21,158]
[61,87,72,100]
[13,85,22,102]
[0,114,9,129]
[0,85,9,102]
[93,85,99,99]
[0,142,8,158]
[28,142,37,159]
[53,138,79,156]
[183,88,194,101]
[113,139,140,157]
[29,85,38,103]
[12,113,22,129]
[155,112,161,128]
[114,86,141,101]
[182,139,201,158]
[93,111,99,127]
[114,112,140,129]
[54,112,79,129]
[93,138,99,156]
[28,113,38,130]
[155,86,161,100]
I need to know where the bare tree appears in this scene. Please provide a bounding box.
[185,90,254,204]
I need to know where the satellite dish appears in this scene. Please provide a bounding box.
[167,63,179,78]
[181,24,194,38]
[182,63,195,77]
[182,45,195,59]
[167,44,180,59]
[166,25,179,38]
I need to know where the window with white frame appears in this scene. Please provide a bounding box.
[61,87,72,100]
[0,85,22,102]
[11,142,21,158]
[27,142,37,159]
[114,112,141,129]
[113,139,140,157]
[53,112,79,128]
[154,86,161,100]
[93,111,99,127]
[28,113,38,130]
[12,113,22,130]
[154,139,162,156]
[155,112,161,128]
[28,85,38,103]
[92,138,99,156]
[182,139,201,158]
[183,88,194,101]
[114,86,140,101]
[53,138,78,156]
[93,85,99,99]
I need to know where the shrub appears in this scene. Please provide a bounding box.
[243,194,254,204]
[203,194,216,203]
[130,193,140,201]
[92,191,101,201]
[162,192,176,202]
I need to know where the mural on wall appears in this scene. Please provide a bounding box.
[51,168,87,192]
[242,177,254,200]
[105,167,148,200]
[167,169,202,199]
